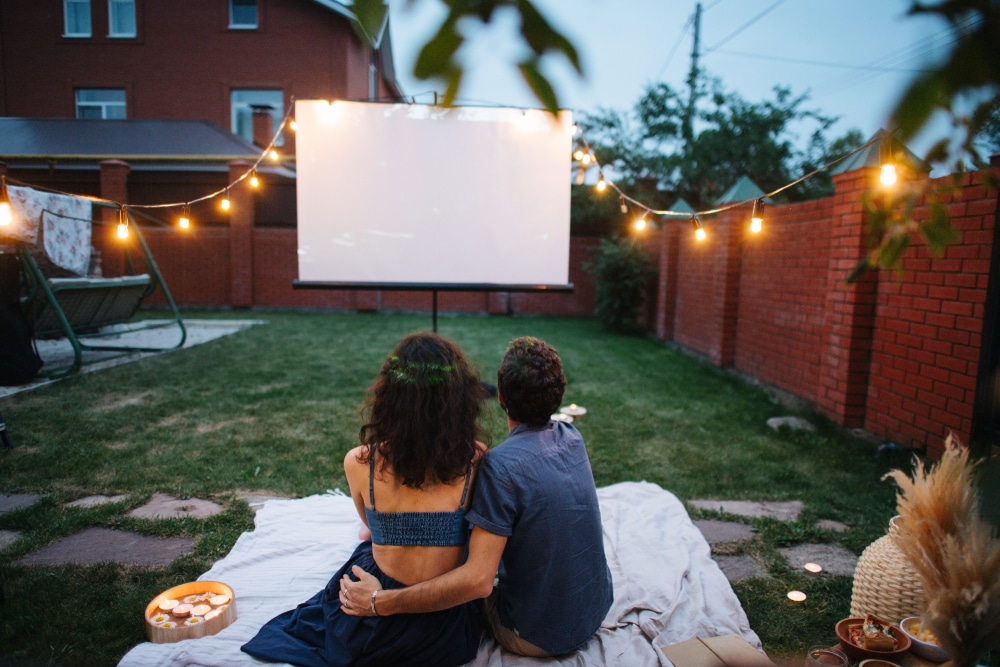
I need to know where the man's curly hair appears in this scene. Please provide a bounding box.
[497,336,566,426]
[358,332,488,488]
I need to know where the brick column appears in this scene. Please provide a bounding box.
[655,221,680,340]
[99,159,132,277]
[228,160,255,308]
[816,168,879,426]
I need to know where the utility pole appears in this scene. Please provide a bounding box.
[683,1,701,148]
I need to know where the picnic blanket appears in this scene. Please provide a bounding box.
[118,481,762,667]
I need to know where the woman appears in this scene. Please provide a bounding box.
[242,332,489,667]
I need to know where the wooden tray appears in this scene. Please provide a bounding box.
[145,580,237,643]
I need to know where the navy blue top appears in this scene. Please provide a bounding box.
[466,420,613,655]
[364,454,473,547]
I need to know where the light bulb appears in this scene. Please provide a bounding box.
[117,221,128,239]
[581,153,592,166]
[289,119,298,132]
[269,149,279,161]
[0,201,11,227]
[880,163,897,186]
[750,199,764,234]
[750,217,762,234]
[250,170,260,188]
[695,227,707,241]
[573,149,584,161]
[596,175,606,192]
[221,192,231,211]
[179,205,191,229]
[635,216,647,231]
[620,195,627,214]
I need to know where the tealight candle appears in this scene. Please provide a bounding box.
[209,593,231,606]
[158,599,179,612]
[787,590,807,603]
[804,562,823,573]
[171,603,193,618]
[191,604,212,617]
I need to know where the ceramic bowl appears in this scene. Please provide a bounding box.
[835,617,911,661]
[899,616,950,663]
[859,659,901,667]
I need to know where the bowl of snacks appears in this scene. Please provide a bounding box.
[900,616,950,663]
[836,615,911,661]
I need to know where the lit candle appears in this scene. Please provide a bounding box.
[787,590,807,603]
[804,562,823,573]
[158,599,179,612]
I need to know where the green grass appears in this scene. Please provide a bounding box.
[0,311,940,666]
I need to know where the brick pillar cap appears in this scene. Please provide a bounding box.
[99,159,131,168]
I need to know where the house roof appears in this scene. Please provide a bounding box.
[830,129,926,175]
[664,197,696,216]
[716,175,767,205]
[0,118,262,162]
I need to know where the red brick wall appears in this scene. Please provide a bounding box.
[734,197,834,404]
[865,170,996,457]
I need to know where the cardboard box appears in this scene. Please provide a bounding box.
[662,634,777,667]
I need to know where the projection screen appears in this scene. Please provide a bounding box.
[294,100,573,289]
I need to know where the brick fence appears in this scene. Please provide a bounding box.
[83,159,999,457]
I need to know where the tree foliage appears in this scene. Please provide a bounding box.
[579,80,861,210]
[582,236,657,334]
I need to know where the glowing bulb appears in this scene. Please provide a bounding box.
[117,221,128,239]
[0,201,11,227]
[750,199,764,233]
[635,216,647,231]
[573,149,584,161]
[179,206,191,229]
[289,119,298,132]
[695,227,707,241]
[221,189,231,211]
[749,217,762,234]
[269,149,279,161]
[580,153,592,166]
[250,170,260,188]
[596,175,606,192]
[880,163,897,186]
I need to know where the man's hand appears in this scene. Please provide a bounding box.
[340,566,382,617]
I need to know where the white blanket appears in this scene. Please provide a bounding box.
[119,482,762,667]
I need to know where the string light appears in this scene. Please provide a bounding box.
[596,173,606,192]
[635,213,648,231]
[116,206,129,239]
[580,152,592,166]
[221,188,231,211]
[0,176,12,227]
[179,205,191,229]
[691,215,706,241]
[250,170,260,188]
[289,119,298,132]
[880,135,897,186]
[269,149,279,161]
[573,149,584,161]
[750,199,764,233]
[620,195,628,214]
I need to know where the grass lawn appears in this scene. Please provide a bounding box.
[0,310,943,666]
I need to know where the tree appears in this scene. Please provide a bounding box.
[579,80,861,210]
[582,236,656,334]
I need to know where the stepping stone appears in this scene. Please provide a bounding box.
[15,527,194,566]
[816,519,849,533]
[694,519,755,544]
[65,494,130,509]
[779,542,858,577]
[0,493,41,515]
[689,499,804,522]
[712,554,769,582]
[128,493,223,520]
[0,529,21,550]
[766,416,815,432]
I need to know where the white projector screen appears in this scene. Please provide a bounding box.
[294,100,573,288]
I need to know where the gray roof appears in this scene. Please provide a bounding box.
[664,197,696,217]
[0,118,261,162]
[830,129,925,175]
[716,175,767,205]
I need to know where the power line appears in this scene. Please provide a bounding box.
[703,0,786,53]
[654,12,694,82]
[711,48,932,74]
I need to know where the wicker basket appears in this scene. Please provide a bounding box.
[850,516,926,622]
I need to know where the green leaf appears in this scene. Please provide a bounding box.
[413,20,463,81]
[890,72,948,141]
[919,201,960,253]
[516,0,583,74]
[517,59,560,114]
[876,235,911,271]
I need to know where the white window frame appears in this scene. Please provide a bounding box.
[108,0,137,38]
[231,90,284,146]
[64,0,92,38]
[75,89,127,119]
[229,0,258,29]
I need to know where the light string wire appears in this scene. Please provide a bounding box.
[576,129,884,222]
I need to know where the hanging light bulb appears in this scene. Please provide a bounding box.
[179,205,191,229]
[250,170,260,188]
[573,149,584,162]
[289,119,298,132]
[750,199,764,234]
[879,134,897,186]
[269,149,279,161]
[880,163,897,186]
[0,176,12,227]
[620,195,628,214]
[117,206,129,239]
[691,215,706,241]
[221,188,231,211]
[580,152,592,166]
[635,214,648,231]
[596,173,606,192]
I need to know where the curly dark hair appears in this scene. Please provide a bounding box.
[497,336,566,426]
[358,332,488,488]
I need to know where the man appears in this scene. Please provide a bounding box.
[341,336,613,657]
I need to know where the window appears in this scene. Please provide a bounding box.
[229,0,258,29]
[231,90,284,146]
[76,89,127,119]
[64,0,92,37]
[108,0,136,37]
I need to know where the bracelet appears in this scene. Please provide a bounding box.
[370,589,379,616]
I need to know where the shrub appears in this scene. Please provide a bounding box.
[583,236,656,333]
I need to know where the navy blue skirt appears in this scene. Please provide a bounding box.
[241,541,482,667]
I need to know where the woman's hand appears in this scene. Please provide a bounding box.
[340,566,382,617]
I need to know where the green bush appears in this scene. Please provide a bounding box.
[583,236,656,333]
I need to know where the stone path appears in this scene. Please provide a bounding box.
[0,490,859,584]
